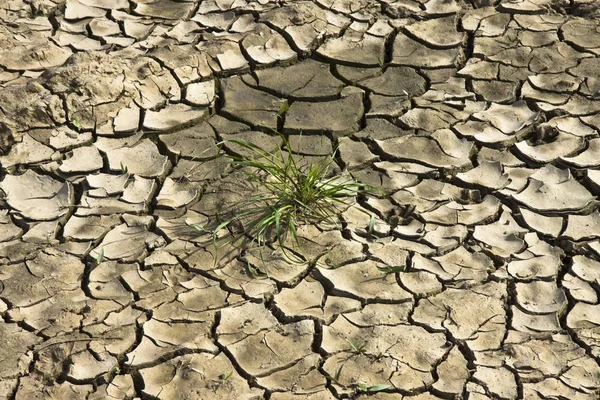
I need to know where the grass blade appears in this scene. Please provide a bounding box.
[367,384,391,392]
[191,224,206,233]
[275,207,281,241]
[288,219,299,247]
[334,363,344,383]
[96,247,104,264]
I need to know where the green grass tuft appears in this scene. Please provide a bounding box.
[191,132,376,264]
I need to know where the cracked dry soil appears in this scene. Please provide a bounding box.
[1,0,600,398]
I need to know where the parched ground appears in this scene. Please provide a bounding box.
[2,0,600,398]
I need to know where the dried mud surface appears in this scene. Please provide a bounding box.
[2,0,600,398]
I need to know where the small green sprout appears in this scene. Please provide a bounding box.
[323,247,340,269]
[358,383,391,392]
[326,362,345,384]
[96,247,104,264]
[377,265,406,275]
[346,339,366,354]
[368,214,375,234]
[334,363,344,383]
[278,101,289,116]
[220,370,233,386]
[191,224,206,233]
